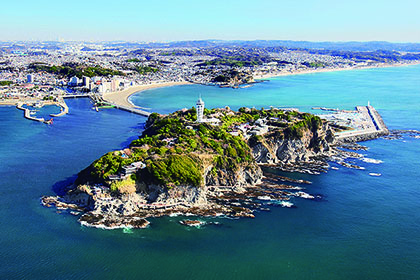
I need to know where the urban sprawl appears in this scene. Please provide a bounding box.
[0,41,419,103]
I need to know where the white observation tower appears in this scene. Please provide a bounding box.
[196,98,204,122]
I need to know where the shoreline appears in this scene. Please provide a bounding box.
[102,81,191,108]
[254,61,420,79]
[101,62,420,109]
[2,61,419,110]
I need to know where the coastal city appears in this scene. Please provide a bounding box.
[2,0,420,276]
[1,41,420,118]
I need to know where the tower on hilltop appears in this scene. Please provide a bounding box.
[196,98,204,123]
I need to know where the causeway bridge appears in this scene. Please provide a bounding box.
[108,103,151,117]
[62,93,151,117]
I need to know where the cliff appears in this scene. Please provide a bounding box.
[42,107,336,228]
[249,120,335,164]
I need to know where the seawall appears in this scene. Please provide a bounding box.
[335,105,389,143]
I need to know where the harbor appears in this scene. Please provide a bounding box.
[6,92,150,124]
[16,102,52,124]
[317,103,389,141]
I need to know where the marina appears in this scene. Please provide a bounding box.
[318,104,389,141]
[16,102,48,124]
[8,92,151,124]
[1,64,420,280]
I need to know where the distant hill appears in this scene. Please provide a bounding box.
[1,40,420,53]
[104,40,420,52]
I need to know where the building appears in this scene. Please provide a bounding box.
[196,98,204,122]
[68,76,80,86]
[82,76,90,88]
[195,97,220,125]
[122,161,146,176]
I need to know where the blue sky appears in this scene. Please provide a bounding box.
[0,0,419,42]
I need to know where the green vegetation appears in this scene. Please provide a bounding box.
[89,149,147,181]
[308,62,325,68]
[196,54,271,68]
[202,58,261,68]
[284,113,322,138]
[29,62,124,79]
[110,178,136,194]
[82,66,124,77]
[126,58,142,63]
[144,155,202,187]
[78,107,324,189]
[133,66,158,75]
[0,81,13,86]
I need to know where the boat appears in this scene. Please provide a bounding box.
[369,173,381,177]
[257,195,272,201]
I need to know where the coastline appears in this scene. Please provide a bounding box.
[102,62,420,109]
[102,81,191,108]
[254,61,420,79]
[0,99,60,106]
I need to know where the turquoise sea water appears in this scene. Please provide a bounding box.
[1,65,420,279]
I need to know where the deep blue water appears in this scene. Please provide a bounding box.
[1,65,420,279]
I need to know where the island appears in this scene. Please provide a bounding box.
[42,99,389,229]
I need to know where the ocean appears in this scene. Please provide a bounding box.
[0,65,419,279]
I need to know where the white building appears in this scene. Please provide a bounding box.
[196,98,204,122]
[195,98,220,125]
[82,76,90,87]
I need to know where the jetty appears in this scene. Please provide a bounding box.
[50,98,69,117]
[320,104,389,142]
[16,102,51,124]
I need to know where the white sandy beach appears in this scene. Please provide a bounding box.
[103,81,190,108]
[254,61,420,79]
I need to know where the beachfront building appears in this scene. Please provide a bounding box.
[68,76,80,86]
[82,76,90,87]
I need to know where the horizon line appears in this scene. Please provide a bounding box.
[1,39,420,44]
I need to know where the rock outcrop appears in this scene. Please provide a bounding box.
[250,122,335,164]
[42,107,344,229]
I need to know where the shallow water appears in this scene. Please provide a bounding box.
[1,65,420,279]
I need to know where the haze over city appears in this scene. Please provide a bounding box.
[1,0,419,42]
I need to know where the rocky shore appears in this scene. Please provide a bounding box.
[41,106,392,229]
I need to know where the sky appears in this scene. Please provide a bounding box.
[0,0,419,42]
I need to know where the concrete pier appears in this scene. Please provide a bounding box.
[333,105,389,142]
[16,102,45,123]
[50,98,69,117]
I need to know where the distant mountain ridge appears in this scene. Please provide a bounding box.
[1,40,420,52]
[102,40,420,52]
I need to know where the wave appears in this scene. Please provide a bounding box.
[361,158,383,164]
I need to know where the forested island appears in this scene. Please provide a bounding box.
[42,106,373,229]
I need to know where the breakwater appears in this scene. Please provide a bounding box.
[334,105,389,142]
[50,98,69,117]
[16,102,46,123]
